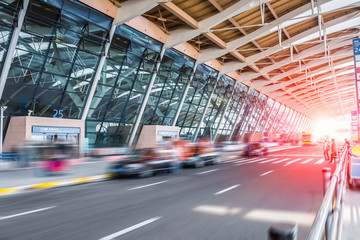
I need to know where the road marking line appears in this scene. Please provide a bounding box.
[300,158,313,164]
[31,181,61,189]
[258,158,279,164]
[232,158,248,163]
[196,169,219,175]
[272,158,290,164]
[234,158,257,163]
[214,184,240,195]
[0,188,17,195]
[229,155,239,159]
[0,206,56,221]
[315,158,325,164]
[284,158,302,166]
[235,158,266,166]
[99,217,161,240]
[260,170,274,176]
[128,181,168,191]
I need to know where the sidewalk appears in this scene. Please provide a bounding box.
[0,160,112,195]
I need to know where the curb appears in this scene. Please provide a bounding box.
[0,173,113,196]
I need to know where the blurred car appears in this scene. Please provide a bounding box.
[182,137,221,168]
[222,141,246,154]
[108,148,181,178]
[244,142,268,157]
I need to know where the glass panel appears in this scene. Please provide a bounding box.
[178,64,219,140]
[2,0,112,121]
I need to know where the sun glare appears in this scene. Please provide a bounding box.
[312,117,351,141]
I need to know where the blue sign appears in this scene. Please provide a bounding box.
[353,39,360,55]
[32,126,80,134]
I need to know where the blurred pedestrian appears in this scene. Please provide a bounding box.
[342,138,350,151]
[330,138,337,164]
[323,139,330,161]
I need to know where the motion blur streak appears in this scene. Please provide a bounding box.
[0,206,56,220]
[127,181,168,190]
[193,205,242,216]
[99,217,162,240]
[244,209,315,226]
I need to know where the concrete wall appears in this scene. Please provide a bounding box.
[136,125,179,149]
[3,116,85,152]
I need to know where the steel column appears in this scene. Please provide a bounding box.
[250,98,269,141]
[128,47,166,147]
[268,104,282,133]
[275,107,290,133]
[213,82,237,141]
[193,75,220,141]
[228,87,251,141]
[82,24,116,120]
[259,101,276,133]
[172,63,198,126]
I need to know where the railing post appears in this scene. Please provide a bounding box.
[322,167,332,239]
[268,222,298,240]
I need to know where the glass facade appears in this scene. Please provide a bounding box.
[0,0,19,73]
[217,82,249,139]
[141,48,195,126]
[198,74,235,139]
[2,0,111,118]
[257,98,274,132]
[264,102,280,133]
[177,64,218,140]
[86,25,162,147]
[0,0,304,147]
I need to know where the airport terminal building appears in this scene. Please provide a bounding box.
[0,0,317,151]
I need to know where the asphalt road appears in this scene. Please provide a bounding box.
[0,145,334,240]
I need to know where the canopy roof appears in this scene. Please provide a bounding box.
[105,0,360,118]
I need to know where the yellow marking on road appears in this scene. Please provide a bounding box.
[72,177,93,183]
[31,181,61,189]
[0,188,17,194]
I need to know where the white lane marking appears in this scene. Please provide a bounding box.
[214,184,240,195]
[128,181,168,191]
[258,158,279,164]
[260,170,274,176]
[300,158,313,164]
[315,158,325,164]
[272,158,290,164]
[196,169,219,175]
[99,217,161,240]
[0,206,56,221]
[284,158,302,166]
[232,158,248,163]
[235,158,266,166]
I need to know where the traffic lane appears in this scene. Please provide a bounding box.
[0,158,287,239]
[106,157,325,240]
[0,155,324,239]
[0,161,266,238]
[266,144,324,157]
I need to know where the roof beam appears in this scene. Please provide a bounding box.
[160,2,199,29]
[203,32,227,48]
[219,11,360,74]
[164,0,269,48]
[239,38,351,84]
[198,0,356,63]
[207,0,272,79]
[113,0,161,26]
[261,54,353,93]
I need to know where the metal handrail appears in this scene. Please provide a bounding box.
[307,147,348,240]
